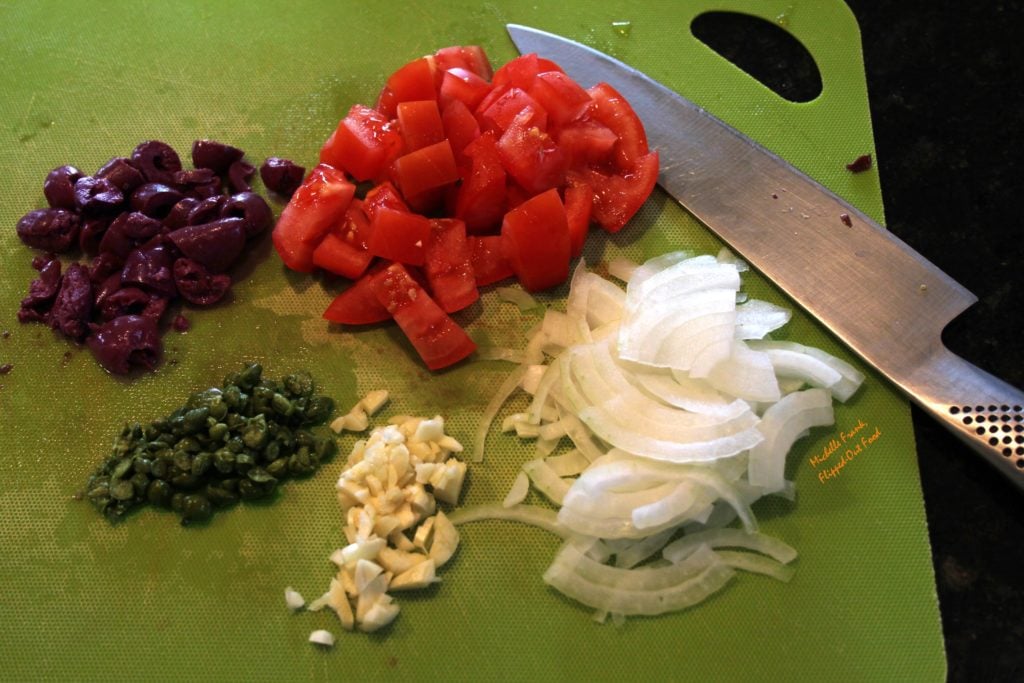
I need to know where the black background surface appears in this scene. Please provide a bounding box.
[698,2,1023,679]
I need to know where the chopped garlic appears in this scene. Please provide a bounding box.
[309,629,335,647]
[302,409,465,636]
[284,586,305,612]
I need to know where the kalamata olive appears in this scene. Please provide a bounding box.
[93,272,123,310]
[173,258,231,306]
[16,208,80,252]
[227,160,255,193]
[43,165,83,209]
[79,217,111,255]
[17,258,61,323]
[163,197,200,230]
[191,139,244,174]
[186,195,226,226]
[168,217,246,273]
[96,157,145,193]
[121,237,178,297]
[259,157,304,196]
[130,182,183,218]
[131,140,182,185]
[220,192,271,237]
[99,211,163,260]
[74,176,124,216]
[48,263,93,340]
[86,314,162,375]
[97,286,150,322]
[88,252,123,285]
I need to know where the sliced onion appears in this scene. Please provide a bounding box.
[747,340,865,401]
[522,458,570,505]
[542,542,735,616]
[476,346,528,363]
[734,299,792,339]
[544,449,591,477]
[503,471,530,508]
[610,528,676,569]
[748,388,834,492]
[662,528,798,565]
[496,286,540,311]
[606,257,639,282]
[448,504,569,539]
[472,365,527,462]
[715,550,795,582]
[705,341,781,403]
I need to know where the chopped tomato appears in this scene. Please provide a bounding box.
[441,99,481,162]
[454,131,506,233]
[393,139,459,198]
[380,56,436,113]
[491,53,563,90]
[312,201,374,279]
[396,100,445,152]
[272,164,355,273]
[362,181,409,221]
[434,45,493,81]
[366,207,431,266]
[528,71,591,126]
[586,83,650,171]
[423,218,479,313]
[478,87,547,133]
[320,105,403,182]
[440,68,492,110]
[500,188,570,292]
[555,119,619,168]
[323,263,391,325]
[563,184,592,258]
[372,262,476,370]
[496,108,567,195]
[570,150,659,232]
[468,235,513,286]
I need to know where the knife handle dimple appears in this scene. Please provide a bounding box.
[914,348,1024,488]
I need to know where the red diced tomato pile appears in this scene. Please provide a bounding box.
[272,45,658,370]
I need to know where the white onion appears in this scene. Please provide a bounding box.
[734,299,792,339]
[473,365,528,463]
[496,286,540,311]
[748,388,834,492]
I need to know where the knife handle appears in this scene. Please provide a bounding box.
[915,347,1024,488]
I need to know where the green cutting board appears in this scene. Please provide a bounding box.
[0,1,945,680]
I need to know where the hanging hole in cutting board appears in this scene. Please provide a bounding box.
[690,11,822,103]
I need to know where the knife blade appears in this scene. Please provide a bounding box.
[507,23,1024,488]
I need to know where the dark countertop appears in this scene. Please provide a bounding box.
[843,2,1024,680]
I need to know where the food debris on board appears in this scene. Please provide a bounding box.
[450,250,864,621]
[271,44,659,371]
[845,153,872,173]
[291,401,465,635]
[12,139,296,376]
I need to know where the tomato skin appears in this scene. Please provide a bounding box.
[386,56,438,104]
[367,207,432,266]
[320,104,403,182]
[322,263,391,325]
[372,262,477,370]
[423,218,479,313]
[500,188,571,292]
[570,150,659,233]
[272,164,355,273]
[491,53,561,90]
[396,100,445,152]
[393,139,460,199]
[586,83,650,171]
[563,184,592,258]
[496,108,567,195]
[468,235,514,286]
[454,131,507,234]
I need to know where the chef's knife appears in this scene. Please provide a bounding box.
[507,24,1024,488]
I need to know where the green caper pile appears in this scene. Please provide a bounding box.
[84,363,337,526]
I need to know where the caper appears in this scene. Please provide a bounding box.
[180,494,212,525]
[303,396,334,424]
[147,479,173,507]
[132,456,153,475]
[213,448,236,474]
[205,485,239,508]
[191,452,212,478]
[130,472,150,497]
[170,492,186,513]
[208,422,229,442]
[110,480,135,501]
[284,372,314,398]
[241,415,268,449]
[236,363,262,390]
[247,467,276,484]
[266,457,289,478]
[271,393,293,417]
